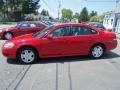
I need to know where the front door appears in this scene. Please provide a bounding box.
[39,26,71,57]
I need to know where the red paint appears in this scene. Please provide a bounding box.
[2,23,117,59]
[0,21,47,38]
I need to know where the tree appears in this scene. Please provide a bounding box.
[0,0,41,21]
[22,0,40,15]
[41,9,49,16]
[61,8,73,21]
[90,10,97,17]
[0,0,9,20]
[73,12,79,19]
[90,16,104,23]
[9,0,25,20]
[25,13,39,21]
[79,7,89,22]
[0,0,3,5]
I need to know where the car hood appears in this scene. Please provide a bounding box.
[8,34,34,42]
[0,27,16,31]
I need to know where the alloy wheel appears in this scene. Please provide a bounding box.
[18,47,38,64]
[91,45,104,58]
[4,32,13,40]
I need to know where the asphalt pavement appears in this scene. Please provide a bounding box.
[0,39,120,90]
[0,23,120,90]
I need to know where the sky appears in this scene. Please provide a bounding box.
[39,0,116,18]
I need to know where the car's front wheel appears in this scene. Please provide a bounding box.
[17,47,38,64]
[3,32,13,40]
[90,45,104,59]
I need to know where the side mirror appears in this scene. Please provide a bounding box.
[47,34,53,39]
[17,26,20,29]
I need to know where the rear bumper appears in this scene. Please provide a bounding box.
[106,39,117,51]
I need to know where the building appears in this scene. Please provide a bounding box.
[113,0,120,33]
[103,12,115,30]
[103,0,120,33]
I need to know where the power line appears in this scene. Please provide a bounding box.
[41,0,56,13]
[82,0,116,2]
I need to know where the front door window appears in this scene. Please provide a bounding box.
[40,26,71,56]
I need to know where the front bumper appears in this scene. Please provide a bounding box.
[2,47,17,59]
[0,32,3,38]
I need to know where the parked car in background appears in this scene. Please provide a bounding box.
[2,23,117,64]
[88,22,112,31]
[41,19,53,26]
[0,21,47,40]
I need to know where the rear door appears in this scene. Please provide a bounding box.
[67,26,98,55]
[29,23,47,33]
[29,23,40,33]
[16,23,31,36]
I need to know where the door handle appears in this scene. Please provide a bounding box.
[63,40,68,43]
[63,40,69,43]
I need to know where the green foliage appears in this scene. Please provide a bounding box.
[79,7,89,22]
[0,0,40,21]
[73,13,80,19]
[25,14,40,21]
[22,0,40,14]
[61,8,73,21]
[90,16,104,23]
[0,0,4,9]
[41,9,49,16]
[90,10,97,17]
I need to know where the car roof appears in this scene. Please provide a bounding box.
[54,23,90,27]
[19,21,43,24]
[24,21,41,23]
[19,21,48,26]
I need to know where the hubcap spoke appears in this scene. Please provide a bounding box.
[92,46,103,58]
[5,33,12,39]
[21,50,35,63]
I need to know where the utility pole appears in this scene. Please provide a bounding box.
[58,0,61,21]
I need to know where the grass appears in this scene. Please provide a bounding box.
[0,20,17,25]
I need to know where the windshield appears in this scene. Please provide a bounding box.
[33,26,53,37]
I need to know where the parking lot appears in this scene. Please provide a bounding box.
[0,36,120,90]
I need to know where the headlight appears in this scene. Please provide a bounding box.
[0,30,3,32]
[4,43,14,48]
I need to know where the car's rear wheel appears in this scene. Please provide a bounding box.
[17,47,38,64]
[3,32,13,40]
[90,45,104,59]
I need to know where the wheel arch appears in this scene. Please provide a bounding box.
[89,43,106,58]
[90,43,106,52]
[3,31,14,39]
[16,45,39,58]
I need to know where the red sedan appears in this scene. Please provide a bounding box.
[0,21,47,40]
[2,23,117,64]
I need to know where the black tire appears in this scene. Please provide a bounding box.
[90,45,104,59]
[17,47,38,64]
[3,32,13,40]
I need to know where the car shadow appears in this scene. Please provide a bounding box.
[7,51,120,65]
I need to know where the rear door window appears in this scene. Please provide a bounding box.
[30,23,38,28]
[71,26,98,36]
[20,23,30,28]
